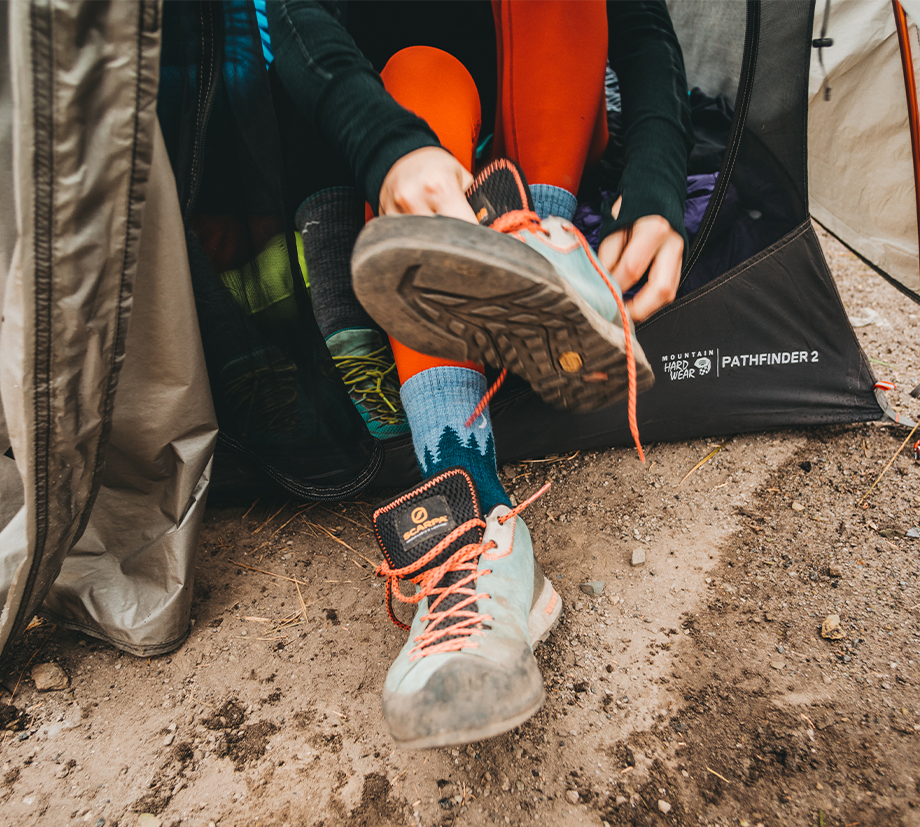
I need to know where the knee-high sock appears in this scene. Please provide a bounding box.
[491,0,608,218]
[378,48,508,511]
[295,187,371,339]
[378,45,487,384]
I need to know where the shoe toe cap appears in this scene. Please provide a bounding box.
[382,644,543,748]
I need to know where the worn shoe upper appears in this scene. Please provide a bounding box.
[372,467,558,748]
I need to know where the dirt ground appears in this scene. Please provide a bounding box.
[2,226,919,827]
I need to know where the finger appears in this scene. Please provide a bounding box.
[431,187,479,223]
[598,228,628,274]
[608,221,663,293]
[625,234,683,322]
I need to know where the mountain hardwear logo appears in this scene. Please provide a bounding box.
[695,357,711,376]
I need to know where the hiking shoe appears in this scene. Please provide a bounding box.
[326,328,408,439]
[351,159,654,414]
[373,467,562,749]
[220,346,304,439]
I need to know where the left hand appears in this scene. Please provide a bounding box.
[597,197,684,322]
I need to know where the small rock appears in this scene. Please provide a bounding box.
[500,774,511,792]
[515,781,525,792]
[770,660,786,670]
[31,662,69,691]
[579,581,605,597]
[658,800,672,814]
[631,549,645,567]
[906,527,920,539]
[136,816,162,827]
[163,733,175,747]
[821,614,845,640]
[791,501,805,512]
[565,790,580,804]
[828,563,842,577]
[615,796,628,805]
[95,820,105,827]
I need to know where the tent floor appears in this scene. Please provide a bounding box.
[3,226,918,826]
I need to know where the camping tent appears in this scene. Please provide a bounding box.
[808,0,920,299]
[1,0,918,661]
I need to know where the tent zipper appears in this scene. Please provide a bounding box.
[184,1,223,220]
[680,0,761,284]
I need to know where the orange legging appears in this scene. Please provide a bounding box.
[379,2,609,384]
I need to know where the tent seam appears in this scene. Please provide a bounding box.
[76,1,150,542]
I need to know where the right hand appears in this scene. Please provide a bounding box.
[379,146,478,223]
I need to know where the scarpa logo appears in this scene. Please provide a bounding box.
[411,507,428,525]
[694,357,711,376]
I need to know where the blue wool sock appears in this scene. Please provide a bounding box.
[399,367,510,514]
[530,184,577,222]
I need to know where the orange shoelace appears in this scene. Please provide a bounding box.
[375,482,551,660]
[465,209,644,462]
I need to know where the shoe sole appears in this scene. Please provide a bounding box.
[352,216,654,413]
[529,575,563,647]
[393,578,562,750]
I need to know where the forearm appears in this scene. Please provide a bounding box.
[605,0,693,241]
[267,0,440,209]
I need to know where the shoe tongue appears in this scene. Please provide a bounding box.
[466,158,535,227]
[372,468,483,574]
[325,327,384,359]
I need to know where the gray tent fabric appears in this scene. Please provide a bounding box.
[0,3,15,452]
[808,0,920,297]
[0,0,217,660]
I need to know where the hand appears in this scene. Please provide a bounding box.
[378,146,478,223]
[597,197,683,322]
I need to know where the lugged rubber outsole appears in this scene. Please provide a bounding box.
[352,216,654,413]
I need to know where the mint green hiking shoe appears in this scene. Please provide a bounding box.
[326,328,408,439]
[372,467,561,749]
[351,159,654,414]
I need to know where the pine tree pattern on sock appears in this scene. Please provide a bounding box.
[399,367,511,515]
[420,427,507,514]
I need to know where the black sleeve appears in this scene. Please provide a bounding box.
[602,0,694,246]
[267,0,441,210]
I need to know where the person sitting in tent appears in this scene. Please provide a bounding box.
[267,0,692,749]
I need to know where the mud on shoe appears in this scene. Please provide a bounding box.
[372,467,561,749]
[352,158,654,415]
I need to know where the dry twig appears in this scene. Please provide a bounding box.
[857,420,920,505]
[229,560,308,586]
[252,499,292,535]
[312,523,379,568]
[678,441,730,487]
[240,497,260,524]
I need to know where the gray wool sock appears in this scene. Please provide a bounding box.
[530,183,577,222]
[295,187,373,339]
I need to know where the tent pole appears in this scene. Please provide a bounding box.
[893,0,920,274]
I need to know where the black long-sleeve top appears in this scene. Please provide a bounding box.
[267,0,693,240]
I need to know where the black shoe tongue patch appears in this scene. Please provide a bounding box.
[466,158,535,227]
[394,495,456,552]
[373,468,482,573]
